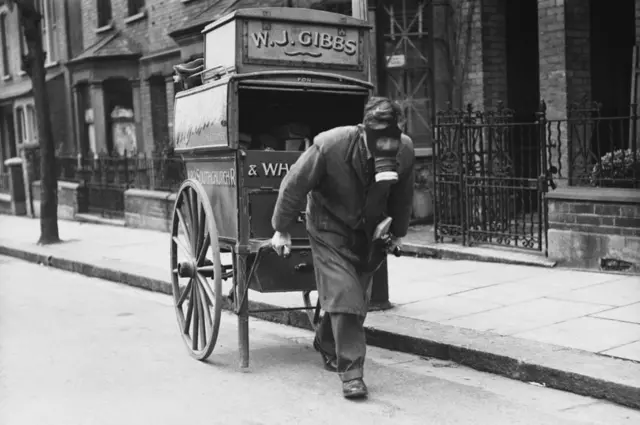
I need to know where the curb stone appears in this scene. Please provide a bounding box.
[400,242,558,268]
[0,242,638,411]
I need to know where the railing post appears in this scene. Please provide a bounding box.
[537,100,550,256]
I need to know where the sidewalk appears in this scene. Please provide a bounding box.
[1,214,639,409]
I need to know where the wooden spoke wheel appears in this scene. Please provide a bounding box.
[302,291,322,331]
[170,179,222,361]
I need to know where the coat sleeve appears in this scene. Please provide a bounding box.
[272,143,326,233]
[387,138,416,238]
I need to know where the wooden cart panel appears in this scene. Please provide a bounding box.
[184,156,238,241]
[174,80,229,150]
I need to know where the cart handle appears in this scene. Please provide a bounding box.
[237,240,310,312]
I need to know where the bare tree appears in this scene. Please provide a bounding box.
[7,0,60,244]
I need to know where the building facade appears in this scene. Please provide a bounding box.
[0,0,83,180]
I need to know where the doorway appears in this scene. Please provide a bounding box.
[590,0,635,155]
[505,0,540,181]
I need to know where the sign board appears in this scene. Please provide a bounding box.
[244,20,362,68]
[174,83,228,149]
[184,158,238,240]
[386,54,406,69]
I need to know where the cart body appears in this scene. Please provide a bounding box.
[170,7,374,363]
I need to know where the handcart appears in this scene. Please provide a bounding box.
[170,7,376,367]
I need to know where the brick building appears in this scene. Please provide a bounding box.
[439,0,638,138]
[0,0,83,176]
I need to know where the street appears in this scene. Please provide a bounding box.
[0,255,639,425]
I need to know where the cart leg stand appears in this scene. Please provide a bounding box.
[236,252,250,369]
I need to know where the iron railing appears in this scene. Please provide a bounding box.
[433,102,547,251]
[545,99,640,189]
[26,149,186,218]
[432,99,640,253]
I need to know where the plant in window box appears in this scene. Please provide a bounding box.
[590,148,640,189]
[411,165,433,222]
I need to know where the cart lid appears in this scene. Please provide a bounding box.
[203,7,372,34]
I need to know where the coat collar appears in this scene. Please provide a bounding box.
[345,125,371,186]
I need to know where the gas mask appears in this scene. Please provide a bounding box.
[364,124,402,184]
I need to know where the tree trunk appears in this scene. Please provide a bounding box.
[18,0,60,244]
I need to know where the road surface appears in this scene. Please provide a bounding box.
[0,255,638,425]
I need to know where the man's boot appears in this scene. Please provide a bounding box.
[343,378,368,399]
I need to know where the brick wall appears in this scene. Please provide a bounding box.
[149,75,169,150]
[79,0,224,152]
[480,0,507,109]
[547,188,640,273]
[636,0,640,43]
[459,0,484,107]
[446,0,506,110]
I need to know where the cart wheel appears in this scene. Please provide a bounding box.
[302,291,322,331]
[170,179,222,361]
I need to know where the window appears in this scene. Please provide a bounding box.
[0,13,9,77]
[128,0,145,16]
[97,0,113,28]
[15,104,37,145]
[18,19,26,74]
[35,0,59,65]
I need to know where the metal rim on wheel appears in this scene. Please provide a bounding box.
[170,179,223,361]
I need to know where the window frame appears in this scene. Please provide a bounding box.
[127,0,145,17]
[14,102,38,146]
[0,11,10,78]
[97,0,113,29]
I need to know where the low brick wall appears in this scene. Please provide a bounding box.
[31,180,88,219]
[124,189,176,232]
[547,187,640,273]
[0,193,12,214]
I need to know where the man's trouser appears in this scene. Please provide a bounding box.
[315,312,367,382]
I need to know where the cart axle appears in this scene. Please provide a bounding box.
[177,261,198,278]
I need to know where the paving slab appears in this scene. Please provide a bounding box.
[602,341,640,362]
[1,214,639,410]
[549,279,640,307]
[515,317,640,354]
[591,303,640,325]
[453,277,604,305]
[444,298,612,336]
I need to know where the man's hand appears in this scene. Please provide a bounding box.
[388,236,403,255]
[271,231,292,257]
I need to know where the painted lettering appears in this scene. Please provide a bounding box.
[261,162,291,177]
[319,33,333,49]
[298,31,313,46]
[251,28,358,58]
[251,32,269,48]
[333,36,345,52]
[344,39,357,56]
[274,30,290,47]
[188,168,236,187]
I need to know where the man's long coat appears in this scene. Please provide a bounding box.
[272,125,415,316]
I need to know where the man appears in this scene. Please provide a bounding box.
[270,97,415,399]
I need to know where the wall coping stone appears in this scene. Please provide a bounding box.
[125,188,174,201]
[547,187,640,203]
[4,157,22,166]
[31,180,81,190]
